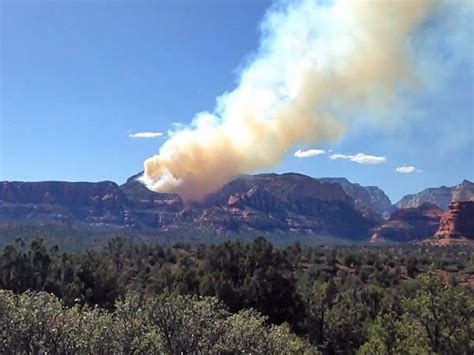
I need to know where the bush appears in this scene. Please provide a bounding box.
[0,290,315,354]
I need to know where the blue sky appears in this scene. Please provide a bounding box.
[1,0,473,203]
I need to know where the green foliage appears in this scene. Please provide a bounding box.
[359,271,474,355]
[358,310,429,355]
[0,237,472,353]
[401,271,473,354]
[0,290,122,354]
[0,290,314,354]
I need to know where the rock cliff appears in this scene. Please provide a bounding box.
[396,180,474,210]
[371,203,443,243]
[319,177,393,218]
[0,181,125,227]
[197,173,375,239]
[0,173,376,240]
[430,201,474,245]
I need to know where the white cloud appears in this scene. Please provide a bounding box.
[129,131,163,138]
[396,166,423,174]
[330,154,349,160]
[329,153,386,165]
[294,149,326,158]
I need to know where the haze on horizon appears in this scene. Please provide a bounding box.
[1,0,473,203]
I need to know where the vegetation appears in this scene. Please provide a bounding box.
[0,236,473,354]
[0,291,311,354]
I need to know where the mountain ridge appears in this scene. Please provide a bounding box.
[319,177,393,218]
[1,173,473,244]
[0,173,377,240]
[395,180,474,210]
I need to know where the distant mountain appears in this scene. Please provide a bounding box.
[118,172,184,228]
[371,203,443,243]
[319,177,393,219]
[0,180,126,227]
[3,174,471,244]
[196,173,376,239]
[0,173,377,241]
[396,180,474,210]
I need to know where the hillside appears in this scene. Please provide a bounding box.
[0,173,376,241]
[3,174,473,244]
[319,177,393,218]
[396,180,474,210]
[371,203,443,243]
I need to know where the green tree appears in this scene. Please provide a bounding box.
[402,271,473,354]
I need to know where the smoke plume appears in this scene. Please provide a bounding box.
[141,0,437,201]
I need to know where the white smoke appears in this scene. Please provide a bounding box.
[141,0,440,201]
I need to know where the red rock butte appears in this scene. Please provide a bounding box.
[431,201,474,246]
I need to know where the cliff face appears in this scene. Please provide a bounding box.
[431,201,474,245]
[365,186,394,218]
[452,180,474,202]
[371,203,443,243]
[319,177,393,219]
[396,180,474,210]
[205,174,353,209]
[3,174,469,243]
[119,173,183,211]
[0,173,376,240]
[0,181,126,227]
[197,174,375,239]
[0,181,122,206]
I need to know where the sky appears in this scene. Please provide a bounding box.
[1,0,473,203]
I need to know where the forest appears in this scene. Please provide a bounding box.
[0,236,473,354]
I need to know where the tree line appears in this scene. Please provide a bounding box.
[0,236,473,353]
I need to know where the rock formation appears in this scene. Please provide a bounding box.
[319,177,393,219]
[430,201,474,245]
[198,173,376,239]
[0,173,376,240]
[0,181,126,227]
[3,173,470,244]
[371,203,443,243]
[396,180,474,210]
